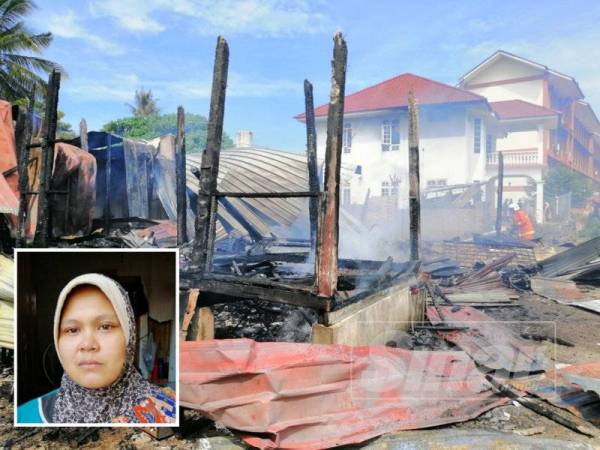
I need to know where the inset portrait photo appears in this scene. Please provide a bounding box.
[14,249,178,426]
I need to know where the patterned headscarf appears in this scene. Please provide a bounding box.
[51,273,163,423]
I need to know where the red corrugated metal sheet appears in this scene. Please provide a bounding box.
[0,173,17,214]
[0,100,17,196]
[508,363,600,426]
[490,99,559,120]
[295,74,486,120]
[427,306,548,374]
[180,339,507,450]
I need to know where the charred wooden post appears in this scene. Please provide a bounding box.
[408,92,421,261]
[33,70,60,247]
[15,101,32,247]
[304,80,319,250]
[104,134,112,235]
[316,32,347,297]
[193,36,229,270]
[176,106,188,245]
[79,119,88,151]
[495,152,504,236]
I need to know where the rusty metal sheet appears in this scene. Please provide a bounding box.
[180,339,507,450]
[531,277,600,314]
[508,363,600,426]
[427,306,548,374]
[0,173,18,215]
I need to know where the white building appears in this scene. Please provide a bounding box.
[296,73,501,218]
[296,52,599,227]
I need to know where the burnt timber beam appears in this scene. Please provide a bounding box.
[408,92,421,261]
[33,70,60,247]
[176,106,188,245]
[304,80,319,250]
[495,151,504,236]
[193,36,229,270]
[79,119,88,151]
[104,134,112,235]
[15,96,33,248]
[316,32,347,297]
[184,275,331,311]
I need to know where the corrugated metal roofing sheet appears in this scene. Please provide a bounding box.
[186,147,362,242]
[509,363,600,426]
[181,339,506,450]
[0,173,18,214]
[427,306,548,374]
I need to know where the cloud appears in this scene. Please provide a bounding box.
[89,0,165,33]
[63,70,302,103]
[47,10,124,55]
[65,73,141,102]
[90,0,331,36]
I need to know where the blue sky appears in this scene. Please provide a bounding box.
[30,0,600,152]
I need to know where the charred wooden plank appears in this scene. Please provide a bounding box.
[193,36,229,270]
[408,92,421,261]
[15,99,33,248]
[304,79,319,250]
[182,274,331,311]
[33,70,60,247]
[176,106,188,245]
[104,134,112,235]
[316,32,347,297]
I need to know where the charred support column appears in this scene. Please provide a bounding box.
[408,92,421,261]
[176,106,188,245]
[304,80,319,250]
[33,70,60,247]
[193,37,229,270]
[316,32,347,297]
[79,119,88,151]
[104,134,112,235]
[495,152,504,236]
[15,100,33,247]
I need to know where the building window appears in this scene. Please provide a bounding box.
[426,179,447,188]
[382,120,400,151]
[343,123,352,153]
[342,187,351,205]
[381,181,390,196]
[485,134,495,154]
[382,180,400,196]
[473,118,481,154]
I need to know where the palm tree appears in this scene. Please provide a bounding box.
[127,88,160,117]
[0,0,63,101]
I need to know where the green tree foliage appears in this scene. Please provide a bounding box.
[126,88,159,117]
[56,110,75,139]
[102,113,234,152]
[0,0,63,102]
[544,164,595,207]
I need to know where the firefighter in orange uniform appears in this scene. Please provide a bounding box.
[509,203,535,240]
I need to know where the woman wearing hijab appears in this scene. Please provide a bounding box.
[17,273,176,424]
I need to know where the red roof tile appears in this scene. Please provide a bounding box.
[295,73,486,120]
[490,100,559,120]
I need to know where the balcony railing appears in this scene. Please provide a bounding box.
[486,149,539,166]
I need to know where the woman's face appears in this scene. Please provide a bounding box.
[58,286,127,389]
